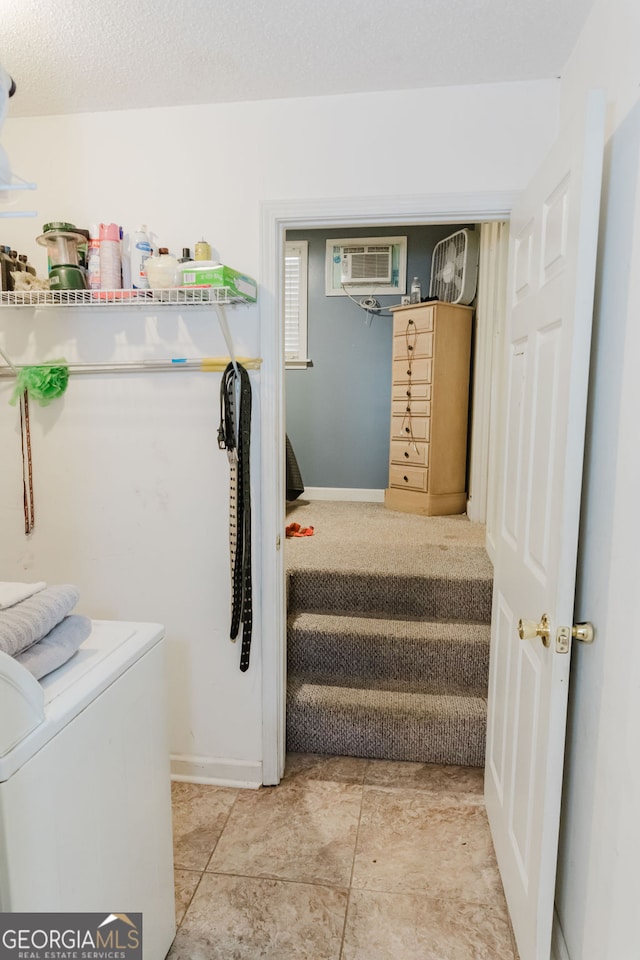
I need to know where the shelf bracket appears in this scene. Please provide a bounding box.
[0,172,38,219]
[213,303,240,380]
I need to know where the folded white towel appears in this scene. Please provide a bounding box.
[0,585,80,657]
[15,615,92,680]
[0,581,47,610]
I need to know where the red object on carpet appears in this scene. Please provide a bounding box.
[285,522,315,538]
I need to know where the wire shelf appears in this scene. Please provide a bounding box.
[0,287,253,307]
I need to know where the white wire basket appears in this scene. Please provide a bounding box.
[0,287,252,307]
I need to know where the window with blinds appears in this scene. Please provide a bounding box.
[284,240,309,368]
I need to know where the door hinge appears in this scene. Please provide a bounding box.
[556,622,595,653]
[276,535,281,551]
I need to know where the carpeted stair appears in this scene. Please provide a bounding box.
[285,501,493,767]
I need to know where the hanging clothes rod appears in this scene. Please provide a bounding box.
[0,356,262,378]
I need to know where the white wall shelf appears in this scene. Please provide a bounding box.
[0,287,259,377]
[0,287,252,307]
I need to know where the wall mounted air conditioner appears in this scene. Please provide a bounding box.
[340,244,392,284]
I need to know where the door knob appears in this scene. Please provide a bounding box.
[572,622,594,643]
[518,613,550,647]
[555,622,595,653]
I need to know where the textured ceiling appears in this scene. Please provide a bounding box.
[2,0,595,118]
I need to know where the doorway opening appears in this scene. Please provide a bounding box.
[284,223,471,503]
[258,192,515,786]
[281,218,508,766]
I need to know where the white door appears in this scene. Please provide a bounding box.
[485,91,605,960]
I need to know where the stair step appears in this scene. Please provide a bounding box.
[287,674,487,767]
[288,612,490,689]
[287,568,492,622]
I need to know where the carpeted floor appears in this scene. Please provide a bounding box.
[285,500,491,578]
[285,500,494,766]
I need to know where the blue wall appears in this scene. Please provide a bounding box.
[285,224,462,490]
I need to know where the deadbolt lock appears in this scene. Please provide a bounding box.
[518,613,550,647]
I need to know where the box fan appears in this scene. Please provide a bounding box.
[429,229,479,305]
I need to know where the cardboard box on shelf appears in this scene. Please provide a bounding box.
[180,263,257,302]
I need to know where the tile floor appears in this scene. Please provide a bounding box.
[169,754,519,960]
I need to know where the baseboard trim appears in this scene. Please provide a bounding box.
[170,754,262,789]
[301,487,385,502]
[551,908,571,960]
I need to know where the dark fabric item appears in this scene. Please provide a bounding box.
[285,435,304,501]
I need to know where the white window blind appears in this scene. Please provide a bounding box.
[284,240,309,368]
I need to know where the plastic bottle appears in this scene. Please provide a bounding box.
[410,276,422,304]
[128,225,153,289]
[99,222,122,289]
[195,239,212,261]
[87,225,101,290]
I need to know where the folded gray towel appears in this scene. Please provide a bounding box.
[0,584,80,658]
[15,614,92,680]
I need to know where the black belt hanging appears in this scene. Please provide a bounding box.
[218,362,253,671]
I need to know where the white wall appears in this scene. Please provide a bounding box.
[555,2,640,957]
[0,80,559,786]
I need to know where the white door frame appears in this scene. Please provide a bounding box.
[259,191,518,785]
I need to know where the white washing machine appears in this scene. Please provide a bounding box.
[0,620,176,960]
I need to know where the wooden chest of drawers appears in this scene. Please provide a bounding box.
[384,301,473,516]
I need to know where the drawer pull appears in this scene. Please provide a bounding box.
[404,426,410,433]
[407,344,413,352]
[406,368,411,376]
[408,319,414,326]
[406,390,411,397]
[404,475,409,482]
[404,451,410,458]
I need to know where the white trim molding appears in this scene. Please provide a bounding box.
[170,754,262,789]
[259,190,518,786]
[299,487,385,502]
[262,192,519,229]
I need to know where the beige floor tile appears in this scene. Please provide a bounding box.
[208,779,362,887]
[352,787,505,905]
[365,759,484,800]
[284,752,369,785]
[171,781,238,871]
[342,889,515,960]
[167,873,348,960]
[174,869,201,927]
